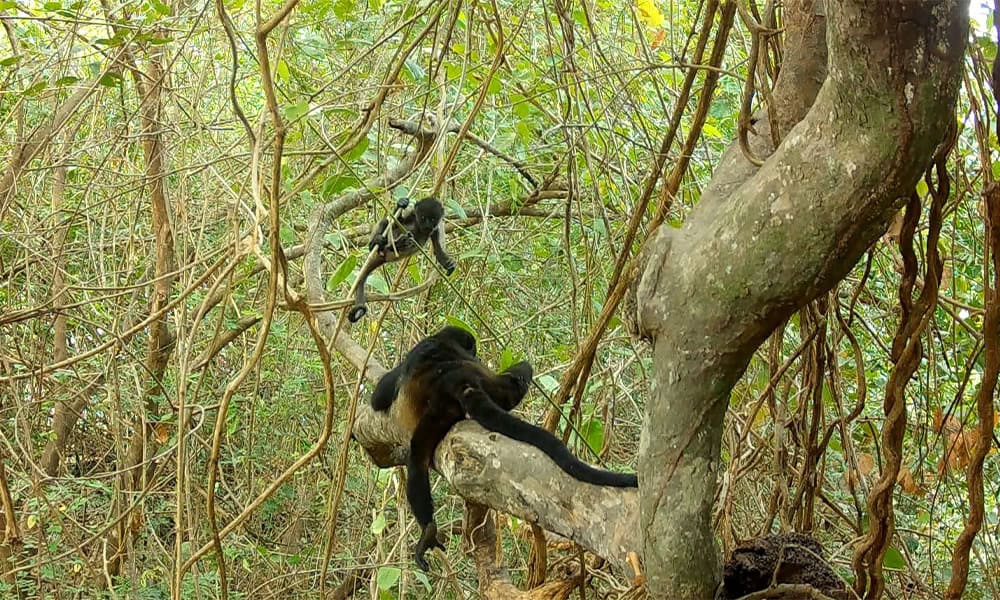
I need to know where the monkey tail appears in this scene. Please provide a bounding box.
[462,390,637,487]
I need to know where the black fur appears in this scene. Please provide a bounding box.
[348,197,456,323]
[371,326,637,571]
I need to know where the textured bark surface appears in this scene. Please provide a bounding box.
[634,1,969,597]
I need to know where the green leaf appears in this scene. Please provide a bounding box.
[368,272,389,294]
[446,198,467,219]
[321,174,360,197]
[579,418,605,454]
[276,59,289,81]
[333,0,353,19]
[702,123,723,139]
[98,72,123,87]
[487,77,501,95]
[326,255,358,290]
[370,512,386,535]
[0,56,20,67]
[282,100,310,121]
[279,225,295,245]
[883,547,905,569]
[412,570,432,591]
[515,120,532,143]
[499,347,514,371]
[0,1,17,9]
[538,374,559,392]
[346,136,369,161]
[444,315,476,337]
[54,76,80,86]
[149,0,171,14]
[23,81,47,96]
[375,566,400,590]
[403,57,425,81]
[42,1,61,10]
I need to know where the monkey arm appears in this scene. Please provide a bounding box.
[368,217,391,251]
[348,252,386,323]
[430,226,456,275]
[481,361,532,410]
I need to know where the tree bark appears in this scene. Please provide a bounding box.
[634,1,968,597]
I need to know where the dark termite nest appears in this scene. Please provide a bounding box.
[718,532,849,599]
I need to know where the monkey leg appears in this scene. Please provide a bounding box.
[407,411,455,571]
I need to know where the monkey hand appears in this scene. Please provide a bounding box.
[395,197,410,210]
[414,523,445,572]
[442,260,456,276]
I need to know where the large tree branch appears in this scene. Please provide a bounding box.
[635,1,968,598]
[300,119,639,576]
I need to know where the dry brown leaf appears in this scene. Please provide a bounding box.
[857,452,876,476]
[154,422,170,444]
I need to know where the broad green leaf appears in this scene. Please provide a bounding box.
[370,512,386,535]
[403,57,425,81]
[42,1,61,10]
[499,347,515,371]
[346,136,369,161]
[538,374,559,392]
[150,0,170,15]
[883,547,905,569]
[24,81,47,96]
[0,1,16,9]
[369,272,389,294]
[375,566,400,590]
[579,418,605,455]
[333,0,353,18]
[413,570,432,591]
[702,123,723,139]
[0,56,19,66]
[276,59,289,81]
[444,315,476,337]
[326,255,358,290]
[487,77,501,95]
[446,198,467,219]
[54,76,80,86]
[98,72,123,87]
[282,100,310,121]
[322,174,360,196]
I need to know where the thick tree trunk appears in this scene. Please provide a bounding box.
[634,1,968,597]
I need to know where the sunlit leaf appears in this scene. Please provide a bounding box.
[282,100,310,121]
[370,512,386,535]
[883,547,905,569]
[636,0,664,28]
[444,315,476,337]
[375,566,400,590]
[326,255,358,291]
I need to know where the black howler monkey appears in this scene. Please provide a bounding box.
[348,197,456,323]
[372,326,637,571]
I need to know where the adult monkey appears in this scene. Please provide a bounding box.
[371,326,637,570]
[347,197,456,323]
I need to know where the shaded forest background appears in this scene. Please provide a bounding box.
[1,0,999,598]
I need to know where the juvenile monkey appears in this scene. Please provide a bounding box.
[348,197,456,322]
